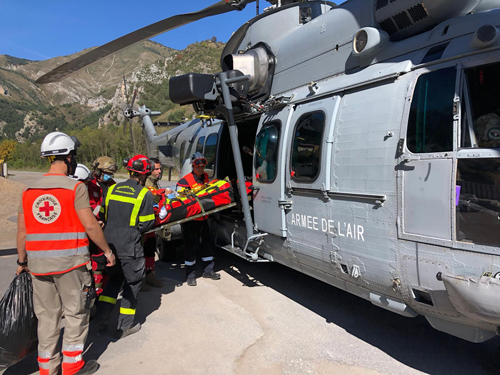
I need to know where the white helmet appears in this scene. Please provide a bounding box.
[70,164,90,181]
[40,132,80,157]
[191,152,205,163]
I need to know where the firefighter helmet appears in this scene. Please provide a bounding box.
[126,154,154,175]
[40,132,80,157]
[70,164,91,181]
[91,156,118,174]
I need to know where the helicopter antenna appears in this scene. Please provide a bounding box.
[122,75,137,155]
[256,0,259,15]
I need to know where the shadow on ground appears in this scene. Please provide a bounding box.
[3,259,184,375]
[4,248,500,375]
[215,249,500,375]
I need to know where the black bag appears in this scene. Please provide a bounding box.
[0,272,38,368]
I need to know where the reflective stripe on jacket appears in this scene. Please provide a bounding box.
[177,172,209,221]
[100,179,155,258]
[23,181,90,276]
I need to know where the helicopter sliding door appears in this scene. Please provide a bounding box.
[253,107,293,237]
[399,65,458,242]
[283,97,339,268]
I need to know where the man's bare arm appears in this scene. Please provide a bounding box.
[16,213,29,275]
[77,207,116,267]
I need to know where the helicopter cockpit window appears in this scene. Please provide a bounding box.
[254,122,280,183]
[204,134,218,178]
[460,62,500,149]
[196,136,205,154]
[291,111,325,182]
[407,67,456,153]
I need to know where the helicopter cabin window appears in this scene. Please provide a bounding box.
[255,122,280,183]
[196,136,205,154]
[291,111,325,182]
[204,134,217,178]
[406,67,456,153]
[456,158,500,247]
[179,141,186,164]
[460,62,500,149]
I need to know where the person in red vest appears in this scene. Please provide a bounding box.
[176,152,221,286]
[87,156,117,297]
[16,132,115,375]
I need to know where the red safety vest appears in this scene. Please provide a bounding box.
[23,181,90,276]
[180,172,209,220]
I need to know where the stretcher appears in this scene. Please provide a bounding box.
[145,202,237,234]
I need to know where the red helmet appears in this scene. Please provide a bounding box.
[125,154,153,175]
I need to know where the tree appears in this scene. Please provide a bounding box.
[0,140,17,162]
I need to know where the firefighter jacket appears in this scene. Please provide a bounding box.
[99,179,155,258]
[177,172,209,221]
[22,174,91,276]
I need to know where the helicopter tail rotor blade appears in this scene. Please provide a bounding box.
[35,0,254,84]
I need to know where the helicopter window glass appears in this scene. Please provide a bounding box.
[254,122,280,183]
[196,136,205,154]
[456,158,500,247]
[291,111,325,182]
[461,63,500,149]
[205,134,218,179]
[407,67,456,153]
[180,141,186,164]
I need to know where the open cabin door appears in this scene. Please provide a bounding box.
[253,106,293,237]
[399,66,458,243]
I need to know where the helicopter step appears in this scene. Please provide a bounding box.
[218,244,272,263]
[216,230,273,263]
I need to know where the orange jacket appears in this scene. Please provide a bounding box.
[23,182,90,276]
[177,172,209,220]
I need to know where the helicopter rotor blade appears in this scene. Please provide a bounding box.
[130,88,138,110]
[123,75,130,105]
[35,0,255,84]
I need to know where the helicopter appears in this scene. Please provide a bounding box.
[37,0,500,343]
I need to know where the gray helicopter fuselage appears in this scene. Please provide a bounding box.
[146,0,500,343]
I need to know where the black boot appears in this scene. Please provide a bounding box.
[75,360,100,375]
[116,322,141,340]
[202,270,221,280]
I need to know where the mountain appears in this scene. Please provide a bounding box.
[0,39,225,141]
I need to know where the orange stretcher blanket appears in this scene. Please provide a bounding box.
[150,179,234,226]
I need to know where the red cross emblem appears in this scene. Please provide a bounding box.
[32,194,61,224]
[39,201,54,216]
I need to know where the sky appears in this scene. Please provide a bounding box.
[0,0,345,61]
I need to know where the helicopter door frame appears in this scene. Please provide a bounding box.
[282,96,340,267]
[398,63,460,246]
[253,106,294,237]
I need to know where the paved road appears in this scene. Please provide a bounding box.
[1,172,499,374]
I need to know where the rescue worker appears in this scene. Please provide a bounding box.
[96,154,156,339]
[177,152,221,286]
[16,132,116,375]
[88,156,117,212]
[87,157,117,297]
[141,157,170,290]
[70,164,91,185]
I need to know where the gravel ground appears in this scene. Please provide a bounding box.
[0,177,25,247]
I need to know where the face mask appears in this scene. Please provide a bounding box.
[102,174,112,183]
